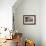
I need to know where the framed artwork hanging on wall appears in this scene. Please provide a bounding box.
[23,15,36,25]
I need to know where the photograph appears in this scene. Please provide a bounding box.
[23,15,36,25]
[0,0,45,46]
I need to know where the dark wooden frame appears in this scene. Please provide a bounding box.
[23,15,36,25]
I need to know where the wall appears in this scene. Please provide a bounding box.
[13,0,41,46]
[0,0,16,29]
[41,0,46,46]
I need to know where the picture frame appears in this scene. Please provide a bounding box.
[23,15,36,25]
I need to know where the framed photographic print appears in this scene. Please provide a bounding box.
[23,15,36,25]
